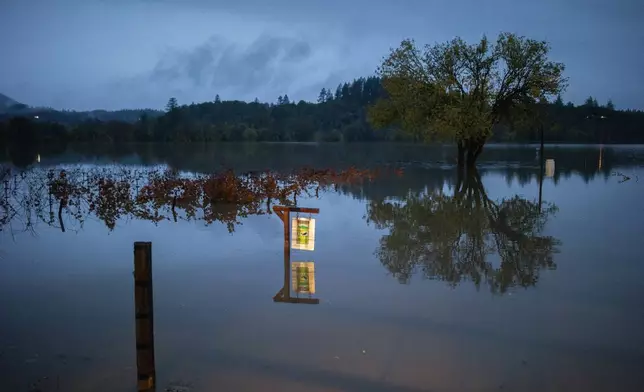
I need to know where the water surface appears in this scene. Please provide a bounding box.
[1,143,643,392]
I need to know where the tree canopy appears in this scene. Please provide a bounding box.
[369,33,568,165]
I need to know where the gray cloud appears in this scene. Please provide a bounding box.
[145,35,315,101]
[1,0,643,110]
[99,33,364,109]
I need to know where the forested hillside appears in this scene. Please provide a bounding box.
[1,77,643,146]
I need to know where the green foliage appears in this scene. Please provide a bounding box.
[370,33,568,154]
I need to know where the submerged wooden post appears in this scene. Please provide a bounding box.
[133,242,156,391]
[272,207,291,300]
[282,210,291,300]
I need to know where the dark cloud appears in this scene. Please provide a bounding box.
[147,34,317,99]
[284,41,312,62]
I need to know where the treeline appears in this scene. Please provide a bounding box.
[500,96,644,144]
[0,105,163,124]
[1,77,643,145]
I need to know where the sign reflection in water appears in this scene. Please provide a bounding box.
[545,158,556,177]
[291,262,316,295]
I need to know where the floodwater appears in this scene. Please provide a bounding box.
[1,143,644,392]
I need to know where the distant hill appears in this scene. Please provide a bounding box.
[0,93,26,112]
[0,92,163,123]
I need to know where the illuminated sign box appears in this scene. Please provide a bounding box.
[291,217,316,251]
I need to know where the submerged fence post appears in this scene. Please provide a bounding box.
[272,207,291,301]
[133,242,156,391]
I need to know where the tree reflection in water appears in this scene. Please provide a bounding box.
[2,164,560,293]
[366,167,560,293]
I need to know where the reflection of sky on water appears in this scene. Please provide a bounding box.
[1,153,644,391]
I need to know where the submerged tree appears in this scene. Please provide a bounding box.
[366,167,560,293]
[0,166,384,234]
[369,33,567,166]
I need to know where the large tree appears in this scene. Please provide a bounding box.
[368,33,567,166]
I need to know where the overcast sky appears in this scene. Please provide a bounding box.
[1,0,642,111]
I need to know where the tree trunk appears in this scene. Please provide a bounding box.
[465,140,485,168]
[473,142,484,160]
[457,142,466,168]
[455,160,465,200]
[456,139,485,169]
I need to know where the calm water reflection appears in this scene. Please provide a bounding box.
[1,144,643,392]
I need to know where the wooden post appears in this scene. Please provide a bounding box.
[133,242,156,391]
[282,211,290,300]
[273,207,291,300]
